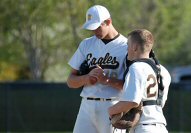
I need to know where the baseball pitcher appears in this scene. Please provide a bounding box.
[67,5,128,133]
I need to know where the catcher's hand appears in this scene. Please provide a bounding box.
[110,104,142,130]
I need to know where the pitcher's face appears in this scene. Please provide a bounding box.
[92,23,109,39]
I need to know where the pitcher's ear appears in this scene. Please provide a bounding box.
[104,18,112,26]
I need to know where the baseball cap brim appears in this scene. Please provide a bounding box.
[83,21,101,30]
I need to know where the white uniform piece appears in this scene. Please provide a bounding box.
[68,34,128,133]
[120,62,171,133]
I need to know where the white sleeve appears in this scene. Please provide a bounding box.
[160,65,171,107]
[68,41,86,70]
[120,64,146,104]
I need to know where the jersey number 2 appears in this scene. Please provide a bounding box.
[147,74,157,98]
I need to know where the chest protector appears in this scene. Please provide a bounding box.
[123,58,164,107]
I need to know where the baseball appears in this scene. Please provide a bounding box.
[89,76,97,85]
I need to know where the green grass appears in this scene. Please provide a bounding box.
[170,132,191,133]
[1,131,191,133]
[0,132,72,133]
[0,132,73,133]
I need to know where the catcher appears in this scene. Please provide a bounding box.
[108,29,171,133]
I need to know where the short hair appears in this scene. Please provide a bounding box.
[127,29,154,53]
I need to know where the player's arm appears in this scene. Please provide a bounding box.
[108,64,143,116]
[90,65,124,90]
[67,68,87,89]
[103,77,124,90]
[67,68,95,89]
[94,72,124,90]
[108,101,138,117]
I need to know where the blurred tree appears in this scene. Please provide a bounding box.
[0,62,19,81]
[0,0,191,81]
[172,0,191,65]
[0,0,59,80]
[0,0,86,81]
[105,0,191,66]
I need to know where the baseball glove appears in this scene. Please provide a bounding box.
[78,60,90,75]
[110,104,142,130]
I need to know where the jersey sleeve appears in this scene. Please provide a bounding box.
[120,64,146,104]
[160,65,171,107]
[68,41,86,70]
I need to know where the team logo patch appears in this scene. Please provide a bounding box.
[86,53,119,70]
[87,14,92,21]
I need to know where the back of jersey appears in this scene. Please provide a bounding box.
[120,62,171,125]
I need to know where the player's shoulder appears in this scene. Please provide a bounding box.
[131,62,170,75]
[116,34,128,45]
[160,65,170,75]
[129,61,156,77]
[130,61,149,69]
[83,35,97,41]
[159,64,168,71]
[126,62,149,81]
[83,35,99,43]
[79,36,98,47]
[160,64,171,81]
[129,62,148,74]
[118,34,127,40]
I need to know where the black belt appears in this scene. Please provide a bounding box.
[142,123,165,126]
[142,123,156,126]
[143,100,158,106]
[86,97,113,101]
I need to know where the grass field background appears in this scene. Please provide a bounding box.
[1,131,191,133]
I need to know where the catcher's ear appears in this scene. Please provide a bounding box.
[131,43,137,52]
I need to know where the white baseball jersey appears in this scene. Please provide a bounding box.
[68,34,128,98]
[120,62,171,125]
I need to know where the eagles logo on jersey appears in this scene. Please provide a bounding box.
[86,52,119,71]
